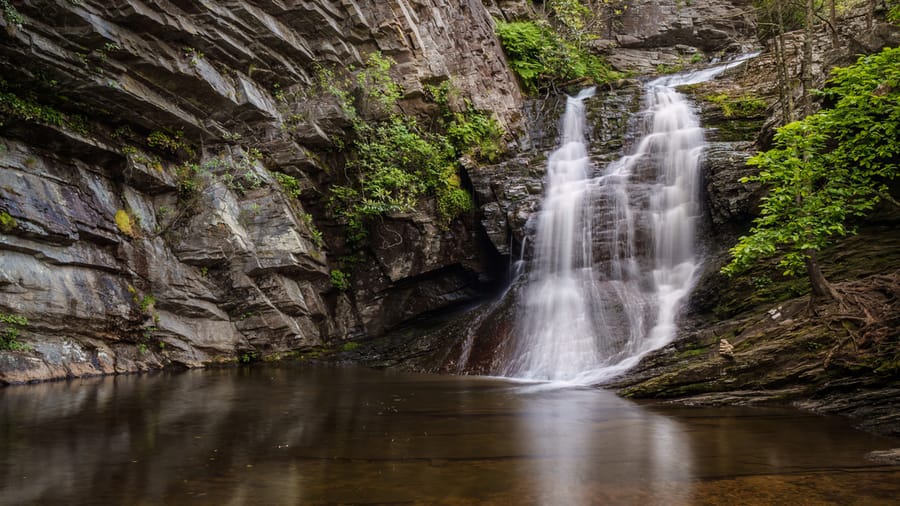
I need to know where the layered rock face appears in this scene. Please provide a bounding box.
[605,0,757,73]
[0,0,523,382]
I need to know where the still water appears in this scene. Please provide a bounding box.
[2,364,898,505]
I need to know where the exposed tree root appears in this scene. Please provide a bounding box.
[823,271,900,368]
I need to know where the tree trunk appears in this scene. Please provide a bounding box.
[806,250,840,302]
[800,0,815,117]
[775,2,795,122]
[830,0,839,49]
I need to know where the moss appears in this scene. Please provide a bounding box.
[874,359,900,376]
[676,347,709,359]
[709,118,767,142]
[656,62,685,75]
[715,262,810,319]
[704,93,768,118]
[0,211,16,233]
[115,209,136,237]
[261,351,303,362]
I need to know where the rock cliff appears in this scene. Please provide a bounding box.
[0,0,523,382]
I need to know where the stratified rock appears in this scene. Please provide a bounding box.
[0,0,525,382]
[703,141,760,230]
[614,0,756,52]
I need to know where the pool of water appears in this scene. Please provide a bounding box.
[2,364,898,505]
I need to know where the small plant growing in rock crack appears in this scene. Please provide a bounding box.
[0,312,29,351]
[138,294,156,313]
[146,129,195,158]
[182,47,204,67]
[1,0,24,27]
[330,270,351,291]
[274,172,302,198]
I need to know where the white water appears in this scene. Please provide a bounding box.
[502,58,755,383]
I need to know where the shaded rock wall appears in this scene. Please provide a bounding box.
[0,0,524,382]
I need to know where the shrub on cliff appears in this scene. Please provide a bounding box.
[323,53,478,243]
[495,20,618,92]
[723,47,900,301]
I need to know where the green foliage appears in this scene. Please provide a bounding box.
[890,5,900,24]
[495,21,553,90]
[317,51,401,121]
[656,61,685,75]
[329,119,465,240]
[274,172,302,198]
[0,87,88,134]
[341,341,360,352]
[0,313,29,351]
[446,107,505,162]
[705,93,768,118]
[321,57,477,242]
[723,47,900,278]
[139,294,156,313]
[549,0,590,36]
[147,129,195,158]
[0,211,16,233]
[182,47,204,67]
[175,162,203,195]
[495,20,619,92]
[330,269,351,291]
[239,351,259,363]
[1,0,23,27]
[426,82,506,162]
[317,66,356,119]
[356,52,402,115]
[331,115,469,237]
[299,212,324,248]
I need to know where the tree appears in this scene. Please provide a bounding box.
[723,47,900,301]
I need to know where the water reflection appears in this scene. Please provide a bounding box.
[1,365,897,505]
[514,384,694,504]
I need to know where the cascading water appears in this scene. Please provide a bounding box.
[501,57,756,383]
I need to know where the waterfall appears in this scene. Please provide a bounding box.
[501,57,756,383]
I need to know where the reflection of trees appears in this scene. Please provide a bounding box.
[4,368,886,504]
[0,366,348,504]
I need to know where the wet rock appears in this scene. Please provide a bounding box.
[703,141,760,231]
[865,449,900,464]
